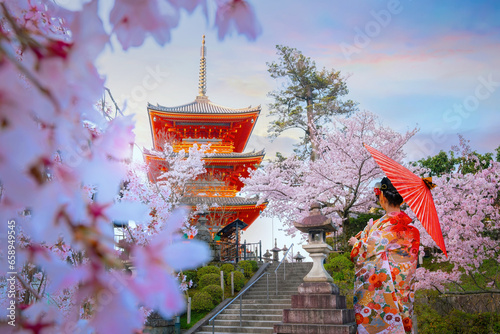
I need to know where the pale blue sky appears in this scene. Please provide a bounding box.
[94,0,500,252]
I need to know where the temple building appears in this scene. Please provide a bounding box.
[144,36,267,241]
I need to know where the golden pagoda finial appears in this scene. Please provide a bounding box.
[198,35,207,97]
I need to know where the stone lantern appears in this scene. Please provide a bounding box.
[263,249,272,263]
[195,213,215,261]
[294,202,336,284]
[274,202,355,334]
[195,214,212,243]
[293,252,305,263]
[282,244,288,262]
[271,238,282,262]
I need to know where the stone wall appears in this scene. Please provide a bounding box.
[143,311,177,334]
[417,293,500,314]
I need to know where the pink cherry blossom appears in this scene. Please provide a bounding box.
[110,0,179,50]
[243,111,417,236]
[215,0,261,41]
[0,0,260,332]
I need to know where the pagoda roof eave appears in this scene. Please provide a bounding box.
[143,149,265,161]
[208,149,265,159]
[148,97,261,115]
[180,196,268,207]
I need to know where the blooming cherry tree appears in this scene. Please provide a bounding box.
[414,150,500,292]
[0,0,260,332]
[242,111,417,239]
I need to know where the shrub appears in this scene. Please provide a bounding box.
[197,265,220,278]
[249,260,258,272]
[232,271,245,291]
[415,291,500,334]
[191,291,213,312]
[198,273,221,289]
[324,252,354,281]
[183,270,198,287]
[238,260,253,277]
[220,263,234,278]
[324,252,354,308]
[202,284,223,304]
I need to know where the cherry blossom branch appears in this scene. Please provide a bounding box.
[442,290,500,295]
[0,3,60,112]
[104,87,124,118]
[16,274,43,302]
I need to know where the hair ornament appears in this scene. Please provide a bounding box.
[381,184,388,190]
[422,177,437,190]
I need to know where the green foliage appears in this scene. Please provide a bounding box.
[414,147,498,177]
[415,150,458,177]
[324,252,355,308]
[191,291,213,312]
[416,302,500,334]
[459,151,494,174]
[275,152,287,162]
[421,256,454,273]
[332,213,383,252]
[232,271,245,292]
[453,259,500,292]
[220,263,234,278]
[238,260,254,278]
[267,45,358,159]
[347,213,383,238]
[202,284,223,304]
[248,260,259,272]
[183,270,198,286]
[180,311,208,330]
[198,273,220,289]
[197,265,220,278]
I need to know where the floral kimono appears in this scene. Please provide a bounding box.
[350,211,420,334]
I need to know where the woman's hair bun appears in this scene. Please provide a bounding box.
[380,177,404,206]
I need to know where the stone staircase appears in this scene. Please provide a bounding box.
[195,262,313,334]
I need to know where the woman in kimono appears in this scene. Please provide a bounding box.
[349,177,420,334]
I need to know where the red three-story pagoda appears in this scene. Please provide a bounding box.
[144,36,267,238]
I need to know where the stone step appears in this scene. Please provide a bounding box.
[249,286,302,291]
[211,319,279,327]
[223,309,283,315]
[251,281,303,285]
[197,332,269,334]
[250,282,303,288]
[273,322,357,334]
[282,308,355,324]
[244,290,299,295]
[241,294,291,299]
[197,332,267,334]
[198,324,274,333]
[241,293,296,298]
[217,314,282,321]
[251,281,304,286]
[226,303,291,310]
[247,285,300,290]
[264,269,310,273]
[234,299,291,305]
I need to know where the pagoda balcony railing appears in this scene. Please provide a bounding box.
[186,188,238,197]
[173,141,235,153]
[208,240,262,263]
[184,182,239,197]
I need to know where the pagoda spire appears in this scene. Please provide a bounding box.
[198,35,207,97]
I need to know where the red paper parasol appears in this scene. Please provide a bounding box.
[364,144,447,257]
